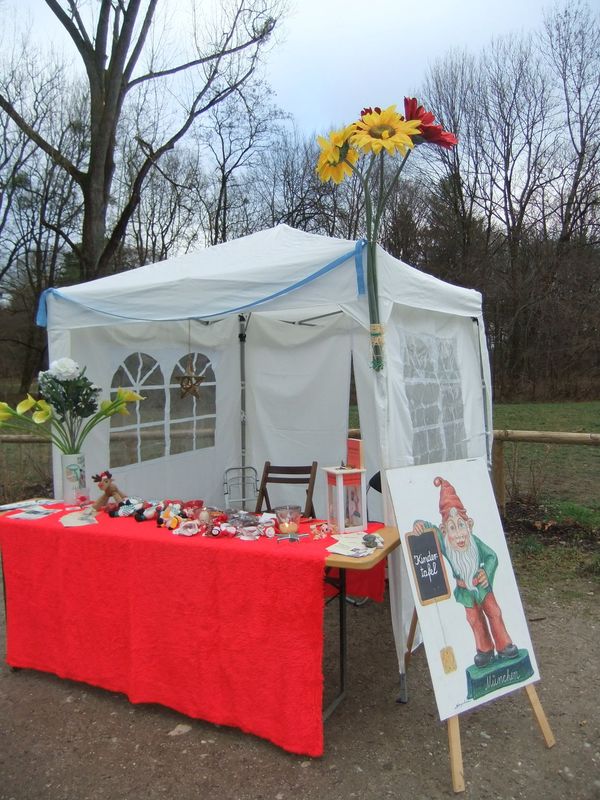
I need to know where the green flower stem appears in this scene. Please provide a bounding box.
[352,156,385,370]
[342,147,413,372]
[0,413,70,452]
[72,400,126,452]
[373,150,411,238]
[0,395,138,454]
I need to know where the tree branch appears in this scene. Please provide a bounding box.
[127,19,274,90]
[0,94,84,184]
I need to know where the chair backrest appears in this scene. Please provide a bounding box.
[254,461,318,518]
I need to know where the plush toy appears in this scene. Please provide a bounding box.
[108,497,144,518]
[134,501,163,522]
[91,470,125,512]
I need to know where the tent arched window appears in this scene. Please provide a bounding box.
[109,351,216,467]
[110,352,166,467]
[169,352,216,454]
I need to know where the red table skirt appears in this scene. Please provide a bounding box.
[0,510,385,756]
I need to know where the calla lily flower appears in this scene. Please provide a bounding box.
[17,394,37,414]
[0,402,13,420]
[116,388,145,403]
[32,402,53,423]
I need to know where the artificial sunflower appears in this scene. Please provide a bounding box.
[316,124,359,184]
[351,105,422,156]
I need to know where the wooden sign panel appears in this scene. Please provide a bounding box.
[405,528,451,605]
[387,457,540,722]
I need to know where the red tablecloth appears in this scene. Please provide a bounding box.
[0,508,384,756]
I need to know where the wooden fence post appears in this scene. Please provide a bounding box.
[492,439,506,516]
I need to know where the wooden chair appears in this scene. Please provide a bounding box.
[254,461,318,518]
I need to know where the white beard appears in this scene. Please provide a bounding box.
[445,534,480,592]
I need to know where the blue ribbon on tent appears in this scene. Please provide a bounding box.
[199,240,367,318]
[35,240,368,327]
[36,288,56,327]
[354,238,366,296]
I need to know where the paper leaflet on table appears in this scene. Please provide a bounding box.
[327,532,370,557]
[0,498,60,511]
[9,505,60,520]
[60,510,99,526]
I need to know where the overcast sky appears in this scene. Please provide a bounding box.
[11,0,552,135]
[271,0,551,134]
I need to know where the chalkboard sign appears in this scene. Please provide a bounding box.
[405,528,451,605]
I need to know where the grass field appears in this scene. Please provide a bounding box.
[493,400,600,519]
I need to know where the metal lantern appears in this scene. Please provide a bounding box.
[323,466,367,534]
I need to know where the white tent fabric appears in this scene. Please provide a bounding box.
[38,223,493,679]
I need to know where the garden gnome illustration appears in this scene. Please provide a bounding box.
[414,476,518,668]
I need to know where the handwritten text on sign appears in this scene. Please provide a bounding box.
[405,528,451,605]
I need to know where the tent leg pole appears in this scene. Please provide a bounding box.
[239,315,248,503]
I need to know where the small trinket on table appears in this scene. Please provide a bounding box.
[274,504,301,533]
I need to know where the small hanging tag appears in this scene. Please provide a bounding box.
[440,645,457,674]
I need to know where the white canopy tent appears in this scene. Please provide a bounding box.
[37,224,493,678]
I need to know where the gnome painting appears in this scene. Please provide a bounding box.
[387,457,539,720]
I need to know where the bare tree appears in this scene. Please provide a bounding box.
[541,0,600,245]
[126,147,206,263]
[0,47,89,389]
[420,50,498,287]
[0,0,282,280]
[198,81,286,245]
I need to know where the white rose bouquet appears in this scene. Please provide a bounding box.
[0,358,143,454]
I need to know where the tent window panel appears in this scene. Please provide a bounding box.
[111,353,163,388]
[170,420,215,455]
[140,424,167,462]
[403,333,468,465]
[110,434,138,468]
[109,353,166,467]
[427,427,445,461]
[169,384,216,419]
[138,388,167,423]
[168,352,216,455]
[195,385,216,416]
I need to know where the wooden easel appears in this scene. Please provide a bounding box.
[404,608,556,793]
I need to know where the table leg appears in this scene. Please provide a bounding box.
[323,567,347,720]
[396,672,408,704]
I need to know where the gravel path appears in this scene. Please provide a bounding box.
[1,576,598,800]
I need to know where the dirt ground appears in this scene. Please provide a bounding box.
[1,527,599,800]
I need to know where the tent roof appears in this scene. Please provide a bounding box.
[38,224,483,329]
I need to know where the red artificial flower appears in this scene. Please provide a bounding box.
[360,106,381,117]
[403,97,458,149]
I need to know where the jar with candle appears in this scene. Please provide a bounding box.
[274,505,301,534]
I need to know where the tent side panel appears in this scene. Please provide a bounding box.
[47,318,242,505]
[244,316,353,517]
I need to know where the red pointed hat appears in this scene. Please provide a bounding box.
[433,476,467,521]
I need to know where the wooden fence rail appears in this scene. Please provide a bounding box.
[492,429,600,515]
[2,430,599,513]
